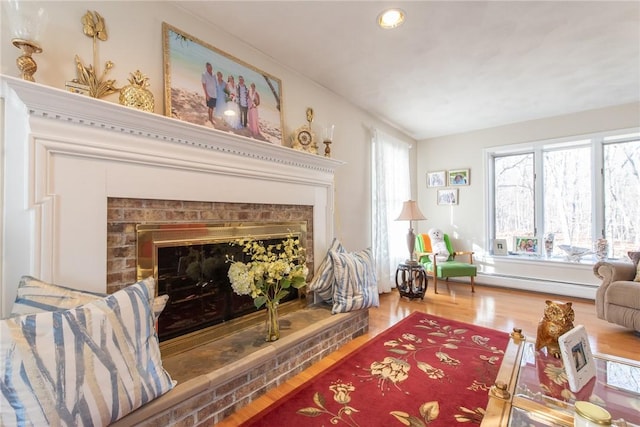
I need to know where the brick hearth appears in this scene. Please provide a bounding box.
[111,306,369,426]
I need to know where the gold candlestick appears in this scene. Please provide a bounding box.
[322,124,335,158]
[323,139,332,157]
[12,38,42,82]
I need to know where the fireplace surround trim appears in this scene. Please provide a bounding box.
[1,75,341,316]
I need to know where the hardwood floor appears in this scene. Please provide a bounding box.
[216,282,639,426]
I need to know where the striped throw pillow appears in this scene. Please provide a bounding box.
[330,247,379,314]
[308,238,345,302]
[0,280,175,426]
[11,276,169,320]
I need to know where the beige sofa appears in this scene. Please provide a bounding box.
[593,261,640,331]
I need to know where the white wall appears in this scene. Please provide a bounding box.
[416,102,640,298]
[0,1,416,257]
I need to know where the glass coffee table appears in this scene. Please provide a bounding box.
[483,333,640,426]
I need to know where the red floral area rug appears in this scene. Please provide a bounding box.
[241,311,510,427]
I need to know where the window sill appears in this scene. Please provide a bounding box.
[487,254,622,266]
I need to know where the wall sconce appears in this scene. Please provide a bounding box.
[395,200,427,264]
[3,0,48,82]
[322,124,335,158]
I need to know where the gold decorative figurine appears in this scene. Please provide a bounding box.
[119,70,154,112]
[70,11,118,99]
[292,107,318,154]
[535,300,575,358]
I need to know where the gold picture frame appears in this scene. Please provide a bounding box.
[162,22,285,145]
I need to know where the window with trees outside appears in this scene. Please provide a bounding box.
[489,129,639,261]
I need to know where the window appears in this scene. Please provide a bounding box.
[543,143,592,251]
[489,129,640,260]
[493,153,534,241]
[603,135,640,257]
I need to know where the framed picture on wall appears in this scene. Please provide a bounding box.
[437,189,458,205]
[448,169,470,186]
[427,170,446,187]
[162,22,285,145]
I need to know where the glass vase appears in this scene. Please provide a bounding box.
[595,239,608,261]
[265,301,280,342]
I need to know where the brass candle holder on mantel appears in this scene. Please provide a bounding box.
[322,124,335,158]
[4,0,48,82]
[12,38,42,82]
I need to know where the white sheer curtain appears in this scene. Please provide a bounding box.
[371,129,411,293]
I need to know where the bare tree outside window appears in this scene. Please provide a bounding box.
[491,131,639,260]
[604,138,640,257]
[494,153,534,250]
[543,145,592,255]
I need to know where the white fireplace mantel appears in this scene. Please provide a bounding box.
[0,75,343,316]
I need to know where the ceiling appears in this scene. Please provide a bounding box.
[174,1,640,140]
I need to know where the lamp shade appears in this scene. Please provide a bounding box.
[395,200,426,221]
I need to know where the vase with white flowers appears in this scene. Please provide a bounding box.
[227,234,308,341]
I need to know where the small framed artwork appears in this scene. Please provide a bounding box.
[448,169,470,186]
[514,236,539,254]
[427,171,446,188]
[493,239,508,256]
[437,189,458,205]
[558,325,596,392]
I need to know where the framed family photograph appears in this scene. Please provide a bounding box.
[514,236,539,254]
[437,189,458,205]
[162,22,285,145]
[448,169,470,186]
[427,170,446,187]
[558,325,596,392]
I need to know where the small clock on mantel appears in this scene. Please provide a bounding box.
[292,107,318,154]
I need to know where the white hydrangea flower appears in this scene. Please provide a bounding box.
[227,234,307,308]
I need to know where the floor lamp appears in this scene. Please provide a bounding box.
[395,200,426,265]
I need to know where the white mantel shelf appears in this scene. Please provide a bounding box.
[0,74,342,316]
[0,75,344,174]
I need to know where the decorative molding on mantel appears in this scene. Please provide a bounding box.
[0,75,344,174]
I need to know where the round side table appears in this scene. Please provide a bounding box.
[395,262,428,300]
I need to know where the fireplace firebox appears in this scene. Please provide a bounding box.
[137,221,308,356]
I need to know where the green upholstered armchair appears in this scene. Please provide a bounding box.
[415,233,477,293]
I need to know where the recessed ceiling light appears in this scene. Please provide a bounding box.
[377,8,405,29]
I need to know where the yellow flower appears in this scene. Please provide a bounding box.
[227,234,307,309]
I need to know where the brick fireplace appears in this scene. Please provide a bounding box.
[1,76,369,426]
